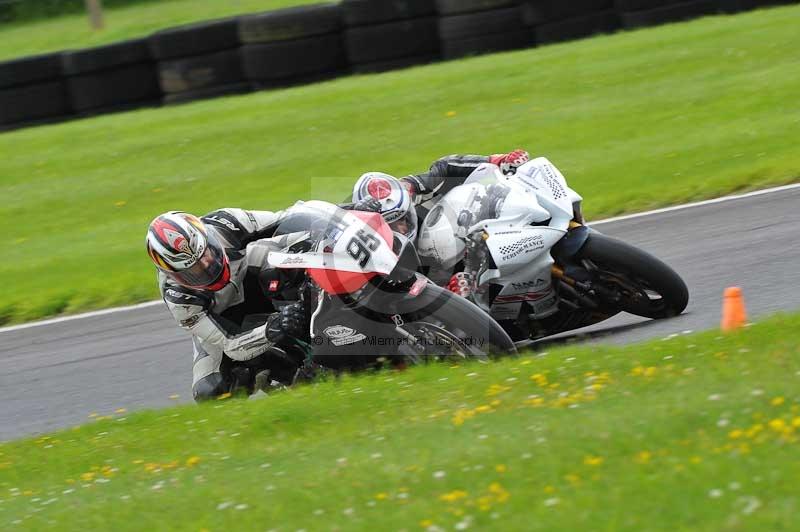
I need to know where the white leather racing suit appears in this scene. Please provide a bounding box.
[157,208,287,400]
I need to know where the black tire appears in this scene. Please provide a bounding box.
[162,81,252,105]
[620,0,718,29]
[0,80,70,125]
[157,49,243,93]
[342,0,435,26]
[521,0,612,25]
[435,0,517,15]
[0,52,62,89]
[441,29,531,59]
[439,6,523,40]
[351,53,438,73]
[398,284,517,357]
[238,3,342,44]
[75,99,160,118]
[614,0,681,11]
[345,17,439,64]
[66,63,160,111]
[148,18,239,60]
[61,38,151,75]
[241,34,345,81]
[534,10,620,44]
[717,0,756,12]
[577,233,688,319]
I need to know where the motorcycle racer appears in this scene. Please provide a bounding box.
[351,150,531,295]
[146,209,307,401]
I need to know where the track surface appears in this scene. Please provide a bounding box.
[2,188,799,440]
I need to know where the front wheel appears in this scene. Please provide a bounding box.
[577,233,689,319]
[396,284,517,360]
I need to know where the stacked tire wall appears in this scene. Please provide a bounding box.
[342,0,439,73]
[240,4,346,89]
[0,0,797,131]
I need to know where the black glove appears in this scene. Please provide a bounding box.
[266,303,307,345]
[353,197,383,213]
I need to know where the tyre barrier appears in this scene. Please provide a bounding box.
[62,38,160,113]
[617,0,718,29]
[0,0,797,131]
[0,52,70,130]
[439,5,531,59]
[150,18,247,105]
[343,0,439,72]
[240,4,346,87]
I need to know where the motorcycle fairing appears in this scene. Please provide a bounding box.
[267,201,399,294]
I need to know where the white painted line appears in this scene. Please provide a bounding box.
[0,300,163,334]
[2,181,798,334]
[589,182,800,226]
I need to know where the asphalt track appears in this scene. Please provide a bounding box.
[2,186,799,441]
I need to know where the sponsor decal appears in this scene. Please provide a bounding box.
[206,215,240,232]
[511,279,547,290]
[496,230,523,235]
[180,315,201,328]
[323,325,367,347]
[280,256,306,265]
[498,235,545,260]
[166,289,194,300]
[493,289,551,304]
[268,280,279,292]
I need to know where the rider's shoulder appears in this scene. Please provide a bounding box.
[161,280,213,310]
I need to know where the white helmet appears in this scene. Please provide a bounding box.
[352,172,418,240]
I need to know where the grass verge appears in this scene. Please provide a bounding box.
[1,313,799,530]
[1,5,799,324]
[0,0,318,60]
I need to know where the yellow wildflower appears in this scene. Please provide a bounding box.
[768,418,787,432]
[420,519,433,528]
[771,397,785,407]
[439,490,468,503]
[634,451,652,464]
[374,492,388,501]
[486,383,511,397]
[690,456,702,464]
[530,373,548,387]
[186,456,201,467]
[583,455,604,466]
[728,429,743,439]
[495,464,507,473]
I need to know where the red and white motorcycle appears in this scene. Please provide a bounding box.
[416,158,689,341]
[266,200,516,370]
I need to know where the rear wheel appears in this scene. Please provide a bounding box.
[577,233,688,319]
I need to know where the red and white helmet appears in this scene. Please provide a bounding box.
[352,172,418,240]
[146,211,230,290]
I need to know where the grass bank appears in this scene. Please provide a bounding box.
[1,313,799,530]
[1,5,799,323]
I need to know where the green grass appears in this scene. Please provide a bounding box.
[1,313,799,530]
[1,5,800,324]
[0,0,319,60]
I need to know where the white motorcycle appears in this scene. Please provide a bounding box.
[416,158,689,342]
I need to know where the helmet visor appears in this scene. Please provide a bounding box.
[389,206,418,241]
[170,232,226,288]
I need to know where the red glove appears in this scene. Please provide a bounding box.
[489,149,530,174]
[447,272,475,298]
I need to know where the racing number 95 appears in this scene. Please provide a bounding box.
[347,229,380,267]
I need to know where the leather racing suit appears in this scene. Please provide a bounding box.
[157,208,296,401]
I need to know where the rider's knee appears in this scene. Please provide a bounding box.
[192,373,228,402]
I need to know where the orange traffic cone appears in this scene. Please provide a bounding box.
[721,287,747,332]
